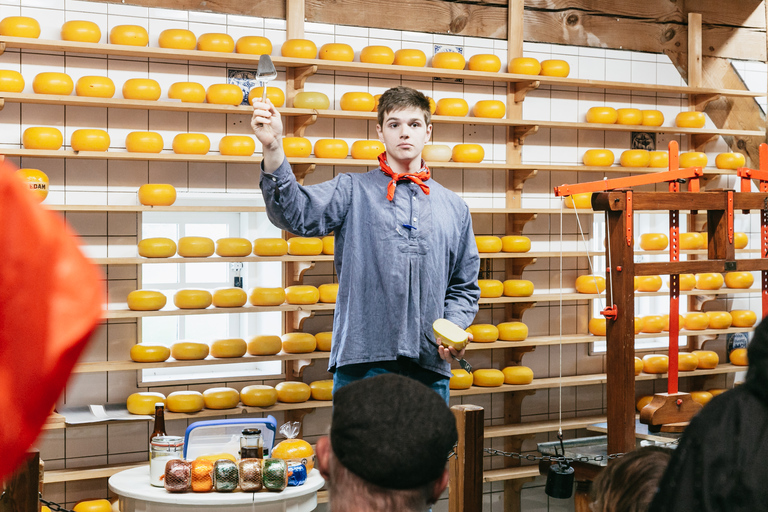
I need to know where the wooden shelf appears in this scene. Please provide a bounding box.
[43,462,147,484]
[483,466,540,483]
[104,302,336,319]
[92,255,334,265]
[485,415,607,438]
[529,119,764,138]
[49,205,266,213]
[480,287,764,305]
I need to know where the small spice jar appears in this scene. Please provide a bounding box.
[240,428,263,459]
[150,436,184,487]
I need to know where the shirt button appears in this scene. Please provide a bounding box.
[270,176,277,182]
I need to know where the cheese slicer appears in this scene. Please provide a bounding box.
[256,54,277,103]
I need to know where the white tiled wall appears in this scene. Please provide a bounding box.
[5,1,764,510]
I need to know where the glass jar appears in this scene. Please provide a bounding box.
[240,428,263,459]
[150,435,184,487]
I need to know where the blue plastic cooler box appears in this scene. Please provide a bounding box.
[183,417,277,460]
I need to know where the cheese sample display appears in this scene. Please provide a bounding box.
[635,275,662,292]
[472,369,505,387]
[360,45,395,64]
[478,279,504,298]
[319,42,354,61]
[249,287,286,306]
[724,271,754,289]
[126,131,163,153]
[309,380,333,401]
[509,57,540,75]
[247,335,282,355]
[586,107,618,124]
[693,350,719,369]
[351,140,385,159]
[575,275,606,294]
[315,332,333,351]
[497,322,528,341]
[730,348,748,366]
[275,382,311,403]
[642,354,669,374]
[433,318,470,349]
[110,25,149,46]
[696,273,724,290]
[503,279,534,297]
[138,184,177,206]
[219,136,255,156]
[475,236,502,253]
[130,344,171,363]
[16,169,49,202]
[168,82,206,103]
[435,98,469,117]
[127,290,167,311]
[212,288,247,308]
[206,84,244,105]
[271,438,315,472]
[210,338,247,358]
[122,78,161,100]
[249,86,285,107]
[449,369,473,389]
[318,283,338,303]
[322,236,334,255]
[465,324,498,343]
[501,236,531,253]
[0,16,41,38]
[452,144,484,163]
[678,352,699,371]
[281,38,317,58]
[616,108,642,125]
[240,385,278,407]
[202,387,240,409]
[75,76,115,98]
[539,59,570,77]
[564,192,593,209]
[171,341,210,360]
[0,70,24,92]
[173,133,211,155]
[287,237,323,255]
[281,332,317,353]
[178,237,215,257]
[236,36,272,55]
[432,51,465,69]
[340,92,375,111]
[215,238,252,257]
[393,48,427,66]
[639,233,668,251]
[731,310,757,327]
[583,149,615,166]
[197,33,235,52]
[502,366,534,385]
[158,28,196,49]
[675,111,705,128]
[422,144,452,162]
[126,392,166,415]
[468,54,501,72]
[293,91,330,109]
[174,289,213,309]
[167,391,205,413]
[314,139,349,158]
[71,129,110,151]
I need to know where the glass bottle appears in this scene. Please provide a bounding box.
[149,402,166,445]
[240,428,263,459]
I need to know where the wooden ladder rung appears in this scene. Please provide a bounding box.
[483,466,540,482]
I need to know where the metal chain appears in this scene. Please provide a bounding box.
[39,492,75,512]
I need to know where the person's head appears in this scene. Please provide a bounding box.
[589,446,673,512]
[376,87,433,169]
[316,373,457,512]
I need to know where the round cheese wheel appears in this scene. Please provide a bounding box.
[678,274,696,291]
[293,91,330,109]
[158,28,196,49]
[249,287,286,306]
[708,388,727,397]
[452,144,484,163]
[693,350,719,369]
[641,110,664,126]
[575,275,606,294]
[0,70,24,92]
[122,78,161,101]
[661,315,684,332]
[706,311,732,329]
[168,82,206,103]
[171,341,209,360]
[318,42,354,61]
[620,149,650,168]
[202,387,240,409]
[174,289,213,309]
[475,236,502,253]
[247,335,282,355]
[310,380,334,401]
[178,237,215,257]
[240,385,277,407]
[315,332,333,351]
[206,83,244,105]
[71,129,110,152]
[583,149,615,166]
[734,232,748,249]
[616,108,642,125]
[350,140,385,159]
[219,135,255,156]
[586,107,618,124]
[679,152,708,168]
[393,48,427,67]
[236,36,272,55]
[472,100,506,118]
[678,352,699,371]
[422,144,452,162]
[22,127,63,150]
[62,20,101,43]
[636,396,654,412]
[314,139,349,159]
[466,324,499,343]
[215,237,252,257]
[497,322,528,341]
[0,16,40,38]
[130,345,171,363]
[282,332,317,353]
[589,318,606,336]
[730,348,748,366]
[564,192,593,209]
[634,357,643,376]
[696,273,724,290]
[212,288,247,308]
[472,369,504,387]
[126,392,166,414]
[649,151,669,168]
[254,238,288,256]
[285,285,319,305]
[110,25,148,46]
[639,233,668,251]
[715,152,746,170]
[642,354,669,374]
[126,131,163,153]
[322,236,334,255]
[509,57,540,75]
[731,310,757,327]
[449,369,473,389]
[675,111,705,128]
[641,315,665,333]
[468,54,501,72]
[340,92,375,112]
[127,290,166,311]
[72,500,111,512]
[276,382,311,403]
[281,39,317,58]
[172,133,210,155]
[33,72,73,95]
[283,137,312,157]
[360,45,395,64]
[16,169,49,202]
[500,236,531,253]
[138,184,176,206]
[287,237,323,255]
[432,51,465,70]
[75,76,115,98]
[502,366,534,385]
[680,232,705,250]
[167,391,205,413]
[635,275,662,292]
[197,33,234,52]
[478,279,503,298]
[724,271,754,289]
[503,279,534,297]
[635,317,645,334]
[435,98,469,117]
[539,59,570,77]
[249,86,286,107]
[318,283,338,303]
[690,391,713,406]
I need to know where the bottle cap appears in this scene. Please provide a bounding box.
[242,428,261,436]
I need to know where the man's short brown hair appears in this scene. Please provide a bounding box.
[376,86,431,127]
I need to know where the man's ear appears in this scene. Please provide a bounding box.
[316,436,332,481]
[430,468,450,503]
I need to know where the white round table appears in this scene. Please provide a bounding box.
[109,465,325,512]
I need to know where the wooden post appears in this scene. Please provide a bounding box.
[449,405,483,512]
[0,451,39,512]
[687,13,702,90]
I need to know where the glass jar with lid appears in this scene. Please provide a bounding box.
[150,435,184,487]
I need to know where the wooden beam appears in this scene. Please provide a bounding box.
[449,405,484,512]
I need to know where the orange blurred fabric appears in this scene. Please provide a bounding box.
[0,160,103,481]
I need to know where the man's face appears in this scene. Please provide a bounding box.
[376,107,432,165]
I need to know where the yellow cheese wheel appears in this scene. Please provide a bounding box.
[468,54,501,72]
[293,91,331,109]
[110,25,148,46]
[478,279,504,298]
[22,127,63,150]
[282,332,317,353]
[432,51,465,70]
[236,36,272,55]
[240,385,278,407]
[16,168,48,203]
[735,232,748,249]
[212,288,247,308]
[422,144,452,162]
[197,33,234,52]
[167,391,205,413]
[583,149,615,166]
[285,285,319,305]
[158,28,196,49]
[564,192,593,209]
[539,59,570,77]
[620,149,650,167]
[249,86,285,107]
[715,152,746,170]
[360,45,395,64]
[642,354,669,374]
[71,129,110,152]
[322,236,334,255]
[33,72,73,95]
[173,133,210,155]
[206,84,244,105]
[254,238,288,256]
[276,382,311,403]
[472,100,506,118]
[503,279,534,297]
[73,500,111,512]
[616,108,642,125]
[178,236,215,257]
[662,315,684,332]
[0,16,40,38]
[634,357,643,376]
[585,107,618,124]
[340,92,375,112]
[635,275,662,292]
[247,335,282,355]
[452,144,484,163]
[171,341,209,360]
[635,317,644,334]
[126,392,166,415]
[122,78,161,101]
[509,57,540,75]
[708,388,727,397]
[588,318,606,336]
[649,151,669,168]
[679,152,708,168]
[319,42,354,61]
[641,110,664,126]
[168,82,206,103]
[497,322,528,341]
[318,283,338,303]
[203,387,240,409]
[678,352,699,371]
[706,311,732,329]
[636,395,654,412]
[393,48,427,67]
[472,369,504,387]
[75,76,115,98]
[62,20,101,43]
[680,232,705,250]
[174,289,213,309]
[310,380,334,401]
[281,39,317,58]
[211,338,248,358]
[282,137,312,157]
[675,111,705,128]
[639,233,668,251]
[449,369,473,389]
[249,287,286,306]
[730,348,748,366]
[501,236,531,253]
[315,332,333,351]
[575,275,606,294]
[138,184,176,206]
[126,131,163,153]
[475,236,502,253]
[435,98,469,117]
[679,274,696,291]
[502,366,534,385]
[724,271,754,289]
[127,290,167,311]
[731,310,757,327]
[215,237,252,257]
[129,345,171,363]
[696,273,724,290]
[0,70,24,92]
[219,135,255,156]
[351,140,385,160]
[690,391,713,406]
[693,350,719,369]
[287,237,323,255]
[314,139,349,158]
[466,324,499,343]
[641,315,665,333]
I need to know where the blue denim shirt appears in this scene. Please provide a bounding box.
[260,158,480,378]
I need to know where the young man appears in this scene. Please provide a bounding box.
[251,86,480,402]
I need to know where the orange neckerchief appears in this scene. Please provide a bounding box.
[378,152,430,201]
